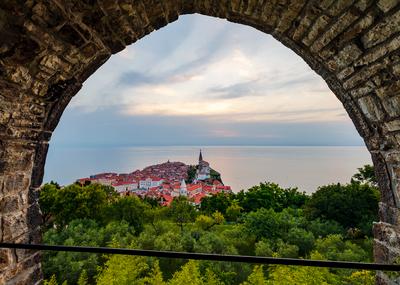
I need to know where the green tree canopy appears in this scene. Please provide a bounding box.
[200,193,232,215]
[39,183,115,227]
[236,182,308,213]
[304,183,379,236]
[105,195,150,234]
[351,164,377,186]
[168,196,197,230]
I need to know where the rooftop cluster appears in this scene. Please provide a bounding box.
[77,151,232,206]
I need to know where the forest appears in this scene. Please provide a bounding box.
[40,165,380,284]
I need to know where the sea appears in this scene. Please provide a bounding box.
[44,145,372,194]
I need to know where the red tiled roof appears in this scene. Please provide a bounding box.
[187,184,202,191]
[192,193,206,204]
[213,180,223,185]
[203,185,213,192]
[112,181,137,186]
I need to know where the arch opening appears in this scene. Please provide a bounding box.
[45,14,368,192]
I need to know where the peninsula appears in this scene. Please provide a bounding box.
[77,150,232,206]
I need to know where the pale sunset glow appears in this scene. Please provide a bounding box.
[55,14,363,147]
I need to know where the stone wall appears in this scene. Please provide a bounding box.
[0,0,399,284]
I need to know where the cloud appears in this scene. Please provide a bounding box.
[60,14,362,147]
[208,78,261,98]
[51,105,363,147]
[118,70,159,86]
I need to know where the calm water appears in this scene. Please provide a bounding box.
[44,146,372,193]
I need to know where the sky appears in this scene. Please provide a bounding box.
[50,14,365,147]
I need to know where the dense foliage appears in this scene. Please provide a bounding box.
[304,183,379,236]
[186,165,222,184]
[40,165,379,284]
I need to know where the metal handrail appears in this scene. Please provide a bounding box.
[0,242,399,271]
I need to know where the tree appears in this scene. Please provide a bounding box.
[42,219,103,284]
[44,275,58,285]
[169,196,197,230]
[42,219,135,284]
[194,232,234,255]
[195,215,215,231]
[237,182,308,213]
[255,240,274,257]
[168,260,224,285]
[352,164,377,186]
[96,251,150,285]
[304,183,379,236]
[39,183,59,227]
[186,165,197,183]
[40,183,112,227]
[210,168,223,183]
[307,218,345,238]
[212,211,225,225]
[274,240,299,258]
[143,261,166,285]
[243,208,282,240]
[106,195,150,233]
[241,265,266,285]
[169,261,204,285]
[200,193,231,215]
[266,263,339,285]
[345,270,374,285]
[226,200,243,222]
[314,234,370,262]
[243,208,302,241]
[286,228,315,256]
[77,270,88,285]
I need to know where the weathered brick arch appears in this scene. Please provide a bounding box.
[0,0,399,284]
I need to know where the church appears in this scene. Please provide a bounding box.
[195,150,211,181]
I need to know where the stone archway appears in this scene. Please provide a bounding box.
[0,1,399,284]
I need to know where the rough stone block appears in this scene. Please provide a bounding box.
[2,147,35,173]
[335,11,375,49]
[5,263,42,285]
[376,82,400,99]
[357,36,400,66]
[328,43,362,71]
[358,96,385,121]
[350,85,374,98]
[373,223,400,267]
[0,195,21,214]
[385,120,400,132]
[326,0,354,16]
[302,15,330,46]
[344,61,385,89]
[3,175,30,196]
[379,202,400,225]
[393,63,400,78]
[27,203,43,231]
[374,222,400,249]
[377,0,398,12]
[292,13,314,42]
[362,10,400,49]
[311,10,358,53]
[337,66,354,80]
[382,96,400,117]
[2,211,29,242]
[374,238,391,263]
[0,249,10,270]
[275,0,305,33]
[7,66,32,90]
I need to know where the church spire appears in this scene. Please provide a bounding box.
[199,149,203,162]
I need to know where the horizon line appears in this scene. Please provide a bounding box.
[50,144,367,148]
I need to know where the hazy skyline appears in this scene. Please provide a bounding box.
[50,14,365,147]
